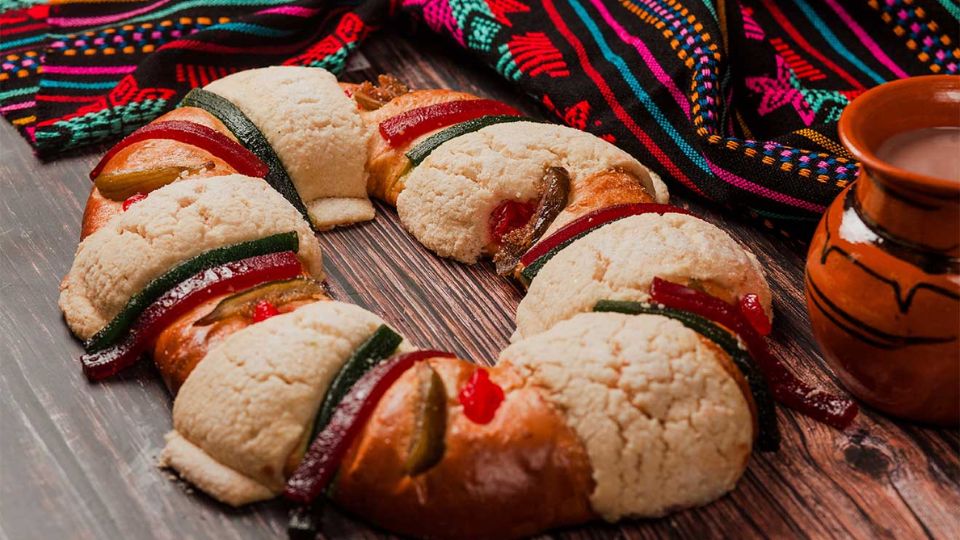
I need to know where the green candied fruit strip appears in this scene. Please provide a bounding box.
[404,115,528,166]
[311,324,404,437]
[180,88,312,226]
[593,299,780,452]
[83,231,299,353]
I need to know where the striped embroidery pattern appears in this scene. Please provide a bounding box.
[0,0,373,150]
[496,31,570,80]
[49,17,228,57]
[618,0,723,135]
[0,0,957,233]
[769,37,827,82]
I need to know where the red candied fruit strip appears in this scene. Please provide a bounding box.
[378,99,521,148]
[285,349,457,504]
[81,251,303,380]
[739,293,772,336]
[649,277,858,429]
[519,203,692,267]
[458,368,504,424]
[90,120,269,180]
[489,200,535,244]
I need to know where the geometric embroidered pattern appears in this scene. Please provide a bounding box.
[1,0,957,234]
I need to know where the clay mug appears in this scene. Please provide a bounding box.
[805,75,960,425]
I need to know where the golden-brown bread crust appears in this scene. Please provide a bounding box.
[151,293,324,394]
[359,89,479,205]
[564,166,656,215]
[534,166,656,247]
[334,358,597,539]
[151,297,249,394]
[80,107,241,239]
[80,189,118,240]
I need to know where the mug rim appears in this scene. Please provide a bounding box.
[839,75,960,195]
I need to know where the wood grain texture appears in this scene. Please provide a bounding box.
[1,27,957,540]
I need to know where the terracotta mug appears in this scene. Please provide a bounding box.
[805,75,960,425]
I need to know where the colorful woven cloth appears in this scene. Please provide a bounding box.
[2,0,957,232]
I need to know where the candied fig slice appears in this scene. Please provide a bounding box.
[404,362,447,476]
[285,350,456,504]
[95,162,213,201]
[494,166,571,275]
[81,251,303,380]
[194,277,327,326]
[84,231,301,353]
[530,167,571,240]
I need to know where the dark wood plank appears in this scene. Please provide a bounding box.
[1,27,957,540]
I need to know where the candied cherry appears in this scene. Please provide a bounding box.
[122,192,147,211]
[252,299,280,322]
[489,200,535,244]
[458,368,504,424]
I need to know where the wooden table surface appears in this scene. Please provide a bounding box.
[1,27,958,540]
